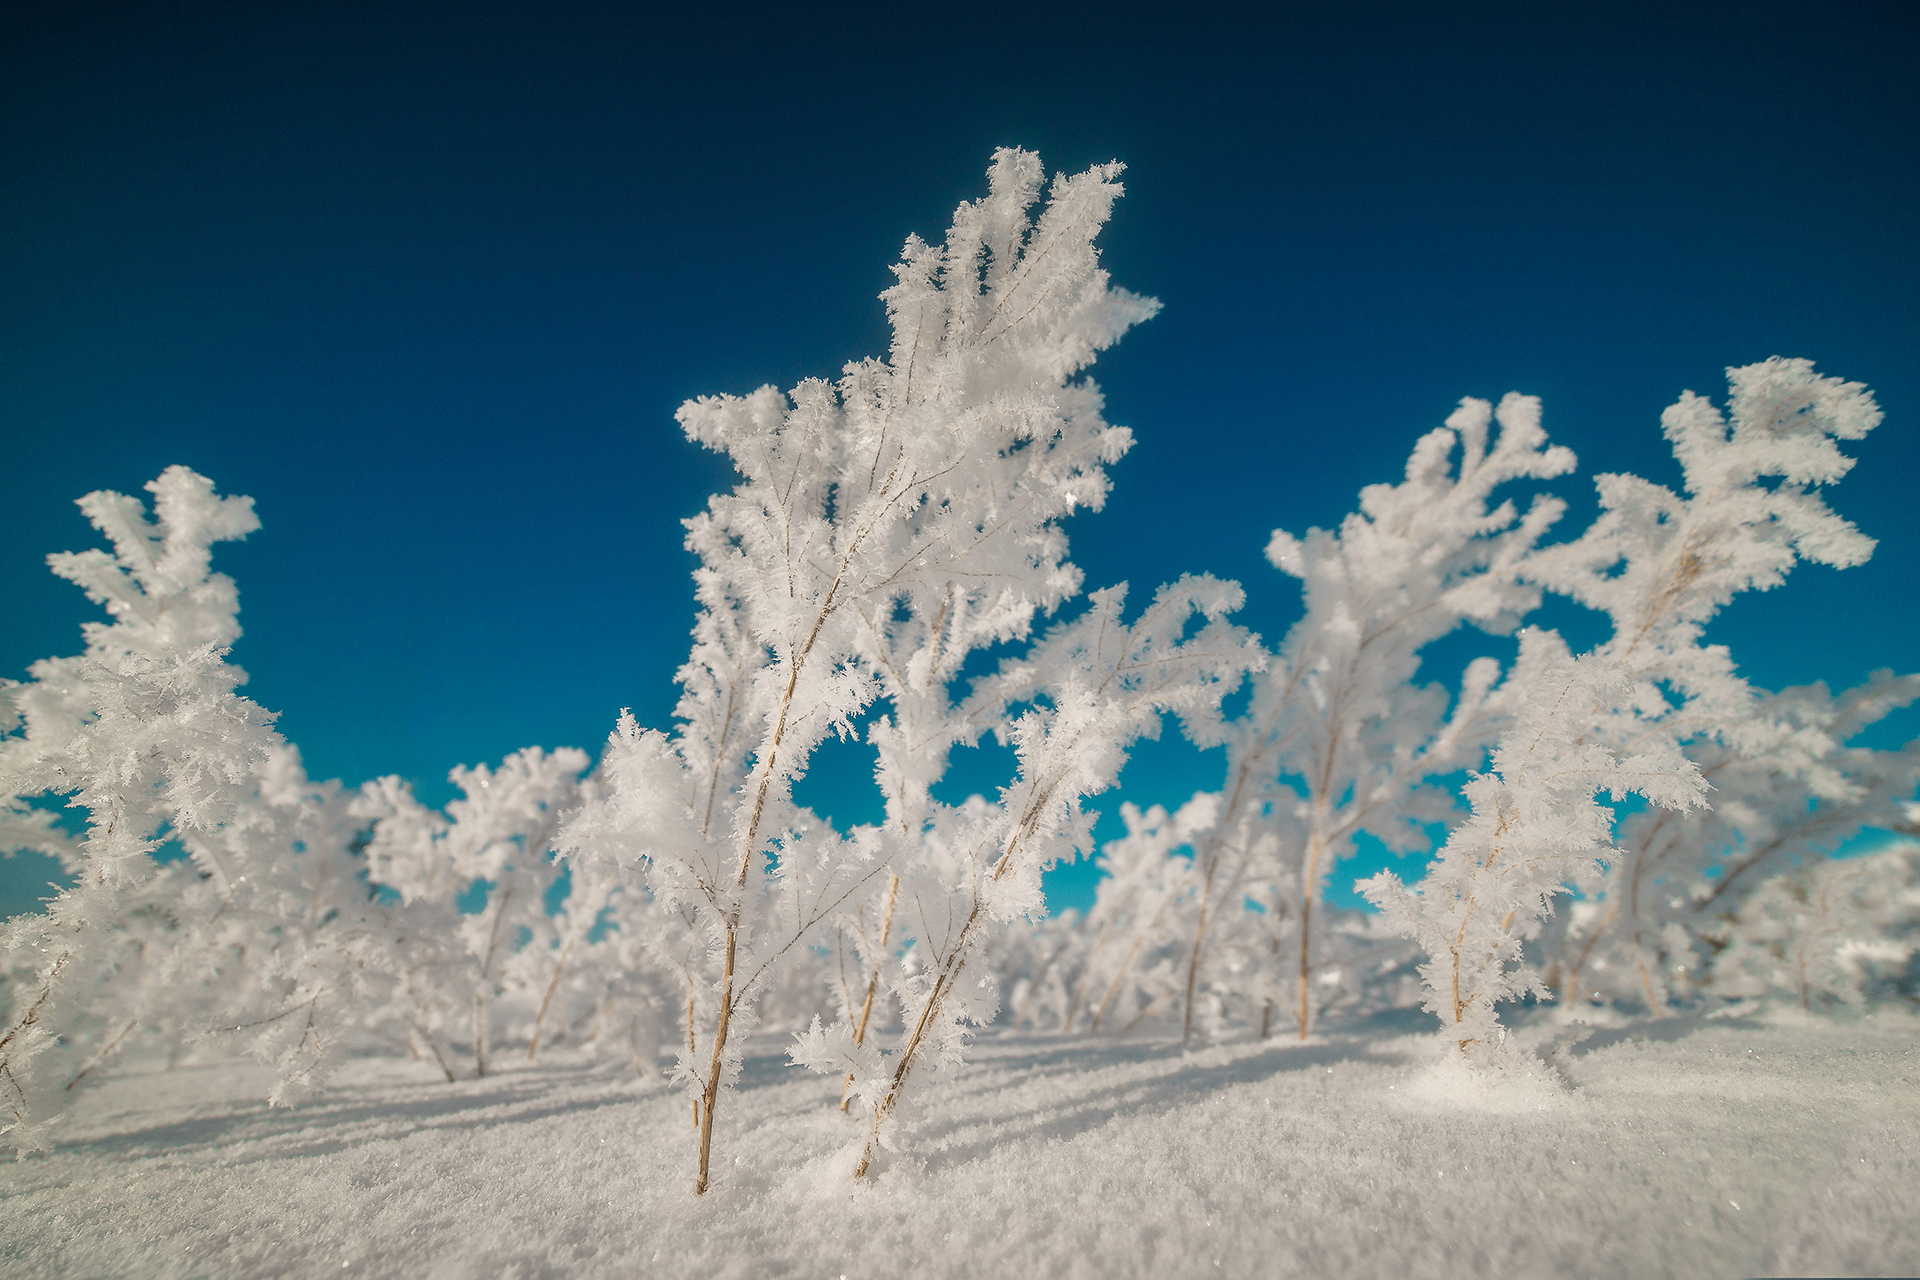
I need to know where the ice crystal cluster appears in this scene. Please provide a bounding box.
[4,150,1915,1190]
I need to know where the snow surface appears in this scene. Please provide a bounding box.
[2,1008,1916,1279]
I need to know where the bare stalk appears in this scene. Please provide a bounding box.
[694,927,737,1195]
[65,1018,138,1091]
[1087,934,1146,1034]
[1119,990,1171,1035]
[854,897,986,1178]
[526,936,576,1061]
[841,872,898,1111]
[1180,870,1214,1041]
[1296,831,1324,1040]
[1181,756,1264,1041]
[473,887,514,1078]
[855,824,1029,1177]
[414,1024,457,1083]
[691,575,841,1192]
[1258,921,1282,1040]
[1064,921,1111,1032]
[686,995,699,1131]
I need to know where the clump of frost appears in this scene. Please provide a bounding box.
[354,745,590,1079]
[1397,1040,1572,1113]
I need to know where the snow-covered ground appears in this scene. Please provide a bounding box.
[3,1008,1916,1279]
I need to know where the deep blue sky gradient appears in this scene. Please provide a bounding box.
[4,1,1917,918]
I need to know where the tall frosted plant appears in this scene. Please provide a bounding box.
[0,469,280,1148]
[1361,652,1705,1061]
[1366,359,1903,1055]
[1523,360,1909,1011]
[563,148,1176,1194]
[1169,395,1575,1041]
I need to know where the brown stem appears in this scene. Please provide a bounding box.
[1088,934,1146,1034]
[1639,960,1664,1013]
[1692,832,1793,913]
[1450,897,1476,1053]
[1119,990,1171,1035]
[473,887,515,1079]
[65,1018,138,1091]
[1297,830,1326,1040]
[1064,922,1110,1033]
[1181,872,1214,1043]
[415,1024,457,1083]
[841,873,899,1111]
[686,995,699,1131]
[527,936,577,1062]
[1182,746,1269,1042]
[0,949,71,1060]
[694,926,737,1195]
[855,889,993,1178]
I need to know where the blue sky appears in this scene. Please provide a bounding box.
[4,1,1916,917]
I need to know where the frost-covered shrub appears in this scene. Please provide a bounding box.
[562,148,1258,1190]
[1362,655,1705,1062]
[1051,796,1211,1036]
[1545,674,1920,1008]
[355,746,589,1078]
[1523,360,1917,1012]
[1162,395,1575,1042]
[1359,358,1910,1060]
[1708,841,1920,1009]
[0,469,357,1148]
[822,579,1257,1175]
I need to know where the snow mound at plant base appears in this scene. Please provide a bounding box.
[2,1011,1915,1280]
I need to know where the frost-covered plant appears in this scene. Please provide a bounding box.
[799,578,1257,1176]
[1163,394,1574,1041]
[1361,359,1908,1052]
[356,745,589,1078]
[1547,673,1920,1007]
[1708,841,1920,1010]
[160,744,396,1099]
[559,148,1255,1191]
[513,804,656,1066]
[3,743,379,1119]
[1361,653,1706,1061]
[828,871,900,1109]
[1056,795,1211,1035]
[1,468,283,1148]
[564,148,1173,1191]
[992,907,1084,1030]
[1524,359,1910,1011]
